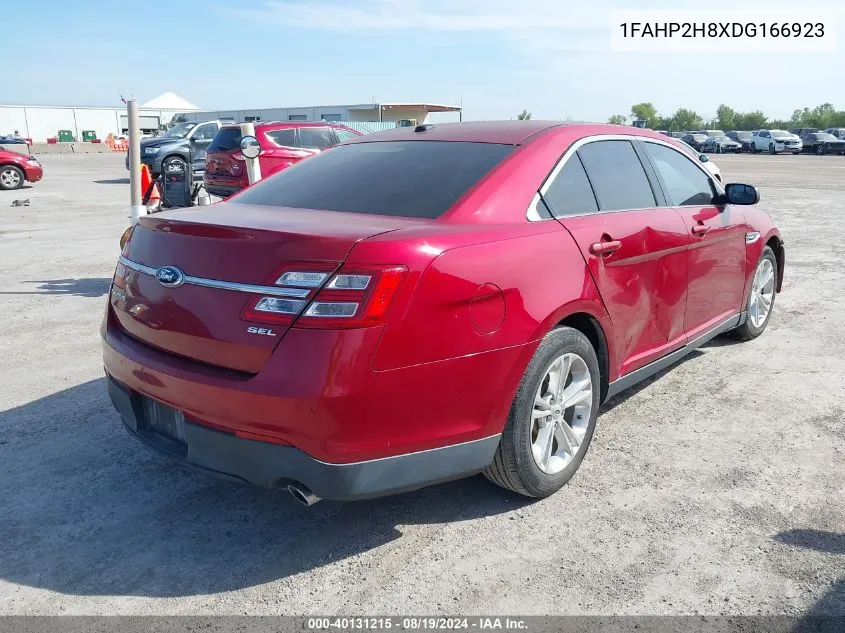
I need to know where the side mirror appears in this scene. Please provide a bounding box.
[722,183,759,205]
[699,154,709,163]
[240,135,261,159]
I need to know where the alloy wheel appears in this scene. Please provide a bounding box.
[749,258,775,328]
[0,168,21,189]
[530,352,593,475]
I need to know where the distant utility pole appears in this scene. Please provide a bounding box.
[127,97,143,225]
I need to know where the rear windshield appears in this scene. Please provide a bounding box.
[233,140,514,219]
[208,127,242,152]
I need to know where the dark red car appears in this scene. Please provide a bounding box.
[203,121,362,198]
[0,149,43,190]
[103,121,784,505]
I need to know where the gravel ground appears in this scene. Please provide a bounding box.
[0,153,842,616]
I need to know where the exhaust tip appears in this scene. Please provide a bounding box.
[287,483,320,506]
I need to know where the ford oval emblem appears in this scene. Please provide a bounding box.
[155,265,185,288]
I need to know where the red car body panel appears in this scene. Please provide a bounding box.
[103,121,784,499]
[0,149,43,183]
[204,122,362,198]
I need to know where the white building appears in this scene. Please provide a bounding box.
[0,93,201,143]
[171,102,463,126]
[0,94,462,143]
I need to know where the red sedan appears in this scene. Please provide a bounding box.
[103,121,784,504]
[203,121,362,199]
[0,149,43,190]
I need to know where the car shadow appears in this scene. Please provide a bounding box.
[0,278,111,297]
[0,378,532,599]
[601,332,746,412]
[601,349,704,412]
[773,530,845,621]
[93,178,130,185]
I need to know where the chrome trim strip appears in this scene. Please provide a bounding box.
[745,231,761,244]
[118,256,311,298]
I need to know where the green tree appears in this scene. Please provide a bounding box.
[607,114,628,125]
[517,110,532,120]
[665,108,703,132]
[630,102,659,128]
[735,111,767,130]
[715,104,737,131]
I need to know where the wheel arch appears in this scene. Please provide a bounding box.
[554,311,611,403]
[766,234,785,292]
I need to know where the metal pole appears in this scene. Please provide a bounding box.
[127,98,144,225]
[240,122,262,184]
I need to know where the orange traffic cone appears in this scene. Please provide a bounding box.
[140,164,161,212]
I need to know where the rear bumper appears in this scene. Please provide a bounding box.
[102,303,529,472]
[107,374,500,500]
[203,174,244,198]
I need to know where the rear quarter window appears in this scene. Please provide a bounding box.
[233,140,514,219]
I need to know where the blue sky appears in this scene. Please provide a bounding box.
[3,0,843,122]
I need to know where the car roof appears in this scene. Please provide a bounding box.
[218,121,354,131]
[341,120,654,146]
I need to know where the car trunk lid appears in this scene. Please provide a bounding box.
[112,204,415,373]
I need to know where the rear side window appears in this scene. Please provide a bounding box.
[234,140,514,219]
[543,154,598,217]
[334,129,360,142]
[577,140,656,211]
[208,127,242,152]
[643,142,714,206]
[299,127,335,149]
[265,129,298,147]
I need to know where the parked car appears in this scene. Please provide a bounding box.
[681,133,709,151]
[203,122,362,198]
[0,149,43,190]
[105,121,784,504]
[701,135,742,154]
[824,127,845,140]
[751,130,802,154]
[677,140,722,182]
[0,135,27,145]
[725,131,754,152]
[125,120,224,176]
[800,132,845,155]
[790,127,818,137]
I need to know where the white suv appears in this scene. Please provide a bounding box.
[751,130,802,154]
[825,127,845,140]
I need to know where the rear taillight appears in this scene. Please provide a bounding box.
[242,265,407,329]
[113,227,135,289]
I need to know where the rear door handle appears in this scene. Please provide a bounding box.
[692,224,710,236]
[589,240,622,256]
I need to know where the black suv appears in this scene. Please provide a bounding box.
[725,131,754,152]
[125,120,223,176]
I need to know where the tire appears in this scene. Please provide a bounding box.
[816,145,826,155]
[751,144,757,154]
[731,246,778,341]
[484,327,601,498]
[0,165,24,190]
[769,143,776,155]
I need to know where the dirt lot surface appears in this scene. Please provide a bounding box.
[0,153,842,616]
